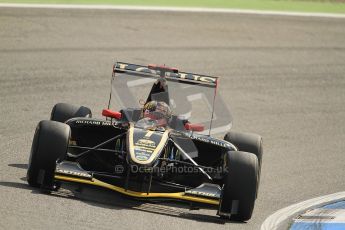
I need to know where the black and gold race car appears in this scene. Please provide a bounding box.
[27,62,263,221]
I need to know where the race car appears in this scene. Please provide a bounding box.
[27,62,263,221]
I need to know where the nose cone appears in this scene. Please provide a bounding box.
[127,126,169,166]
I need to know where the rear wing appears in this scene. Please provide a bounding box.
[113,62,218,88]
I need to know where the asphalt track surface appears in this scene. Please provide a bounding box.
[0,7,345,230]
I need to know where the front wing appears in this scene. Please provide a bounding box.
[54,161,221,207]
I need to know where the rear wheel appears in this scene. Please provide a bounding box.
[27,120,70,190]
[224,131,263,169]
[224,131,263,195]
[50,103,92,123]
[219,151,258,221]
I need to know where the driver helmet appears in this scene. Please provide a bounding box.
[142,101,172,125]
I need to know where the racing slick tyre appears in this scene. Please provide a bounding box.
[50,103,92,123]
[224,131,263,194]
[27,120,70,190]
[219,151,258,221]
[224,131,263,170]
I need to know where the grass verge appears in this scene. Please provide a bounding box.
[0,0,344,14]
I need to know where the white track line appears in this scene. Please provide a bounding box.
[0,3,344,18]
[261,191,345,230]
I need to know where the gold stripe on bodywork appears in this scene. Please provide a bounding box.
[54,175,219,205]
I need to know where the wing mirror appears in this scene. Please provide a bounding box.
[184,123,204,132]
[102,109,122,119]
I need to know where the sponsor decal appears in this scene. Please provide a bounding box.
[135,154,150,161]
[55,167,92,179]
[166,72,217,84]
[134,139,157,161]
[191,136,231,148]
[74,120,119,126]
[144,131,154,138]
[115,63,217,84]
[185,190,218,198]
[75,120,101,125]
[136,139,156,148]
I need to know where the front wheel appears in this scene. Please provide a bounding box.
[219,151,258,221]
[27,120,70,190]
